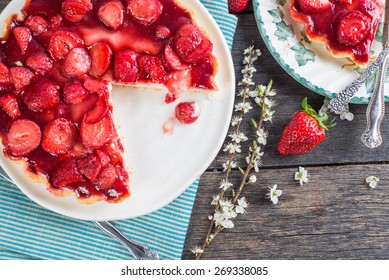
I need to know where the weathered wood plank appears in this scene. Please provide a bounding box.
[183,164,389,259]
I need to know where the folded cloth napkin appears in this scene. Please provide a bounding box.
[0,0,237,260]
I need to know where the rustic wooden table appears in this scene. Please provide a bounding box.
[182,3,389,260]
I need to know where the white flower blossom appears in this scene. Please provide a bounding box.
[242,65,256,76]
[191,246,204,255]
[263,107,275,122]
[238,77,255,86]
[366,176,379,189]
[222,160,237,172]
[249,145,264,157]
[244,45,254,55]
[219,198,233,208]
[223,143,241,154]
[252,157,261,172]
[267,184,282,204]
[221,219,234,229]
[229,132,248,143]
[295,166,309,186]
[238,89,246,97]
[235,102,253,113]
[235,197,248,214]
[211,195,220,205]
[219,179,233,191]
[249,175,257,183]
[231,116,242,126]
[340,110,354,121]
[256,129,268,145]
[243,56,251,65]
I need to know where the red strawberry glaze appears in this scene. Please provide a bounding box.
[290,0,384,67]
[0,0,218,203]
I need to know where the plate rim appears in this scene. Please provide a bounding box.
[253,0,383,105]
[0,0,236,221]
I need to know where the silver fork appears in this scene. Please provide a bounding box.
[0,166,163,260]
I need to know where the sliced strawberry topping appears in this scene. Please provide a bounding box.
[89,42,113,77]
[49,30,85,60]
[24,16,48,36]
[63,80,89,104]
[97,149,110,166]
[49,15,63,31]
[137,54,166,83]
[61,47,91,78]
[78,154,102,181]
[42,118,78,155]
[164,92,177,104]
[114,49,138,82]
[7,119,41,157]
[174,24,212,64]
[80,114,113,149]
[175,101,200,124]
[0,61,11,88]
[83,78,108,95]
[337,11,371,47]
[25,51,53,74]
[296,0,332,13]
[127,0,163,26]
[163,44,189,70]
[23,78,60,112]
[156,25,170,39]
[85,95,109,123]
[0,94,20,119]
[10,67,34,91]
[98,1,124,30]
[62,0,93,23]
[51,157,85,188]
[13,27,31,54]
[94,163,116,190]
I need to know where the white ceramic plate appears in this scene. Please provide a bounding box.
[0,0,235,220]
[254,0,386,104]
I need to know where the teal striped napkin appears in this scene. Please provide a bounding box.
[0,0,237,260]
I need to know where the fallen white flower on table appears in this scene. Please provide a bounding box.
[366,176,380,189]
[267,184,282,204]
[295,166,309,186]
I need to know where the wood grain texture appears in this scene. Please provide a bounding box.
[183,164,389,259]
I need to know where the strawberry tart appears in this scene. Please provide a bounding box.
[0,0,217,203]
[290,0,384,67]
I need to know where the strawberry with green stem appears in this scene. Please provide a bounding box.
[278,98,334,155]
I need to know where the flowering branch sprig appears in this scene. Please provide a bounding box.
[193,46,276,259]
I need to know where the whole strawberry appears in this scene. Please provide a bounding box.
[277,98,333,155]
[228,0,249,13]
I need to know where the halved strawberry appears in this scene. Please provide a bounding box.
[163,44,189,70]
[62,0,93,22]
[23,78,60,112]
[97,149,110,166]
[42,118,78,155]
[296,0,332,13]
[156,25,170,39]
[337,11,371,46]
[98,1,124,30]
[24,15,48,36]
[10,67,34,91]
[13,27,32,54]
[114,49,138,82]
[175,101,200,124]
[25,51,53,74]
[7,119,42,157]
[61,47,91,78]
[83,78,108,95]
[78,154,102,181]
[49,30,85,60]
[174,24,212,64]
[0,94,20,119]
[51,157,85,187]
[89,42,112,77]
[84,95,109,123]
[63,80,89,104]
[49,15,63,31]
[127,0,163,26]
[0,61,12,89]
[94,163,116,190]
[137,54,166,83]
[80,114,113,149]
